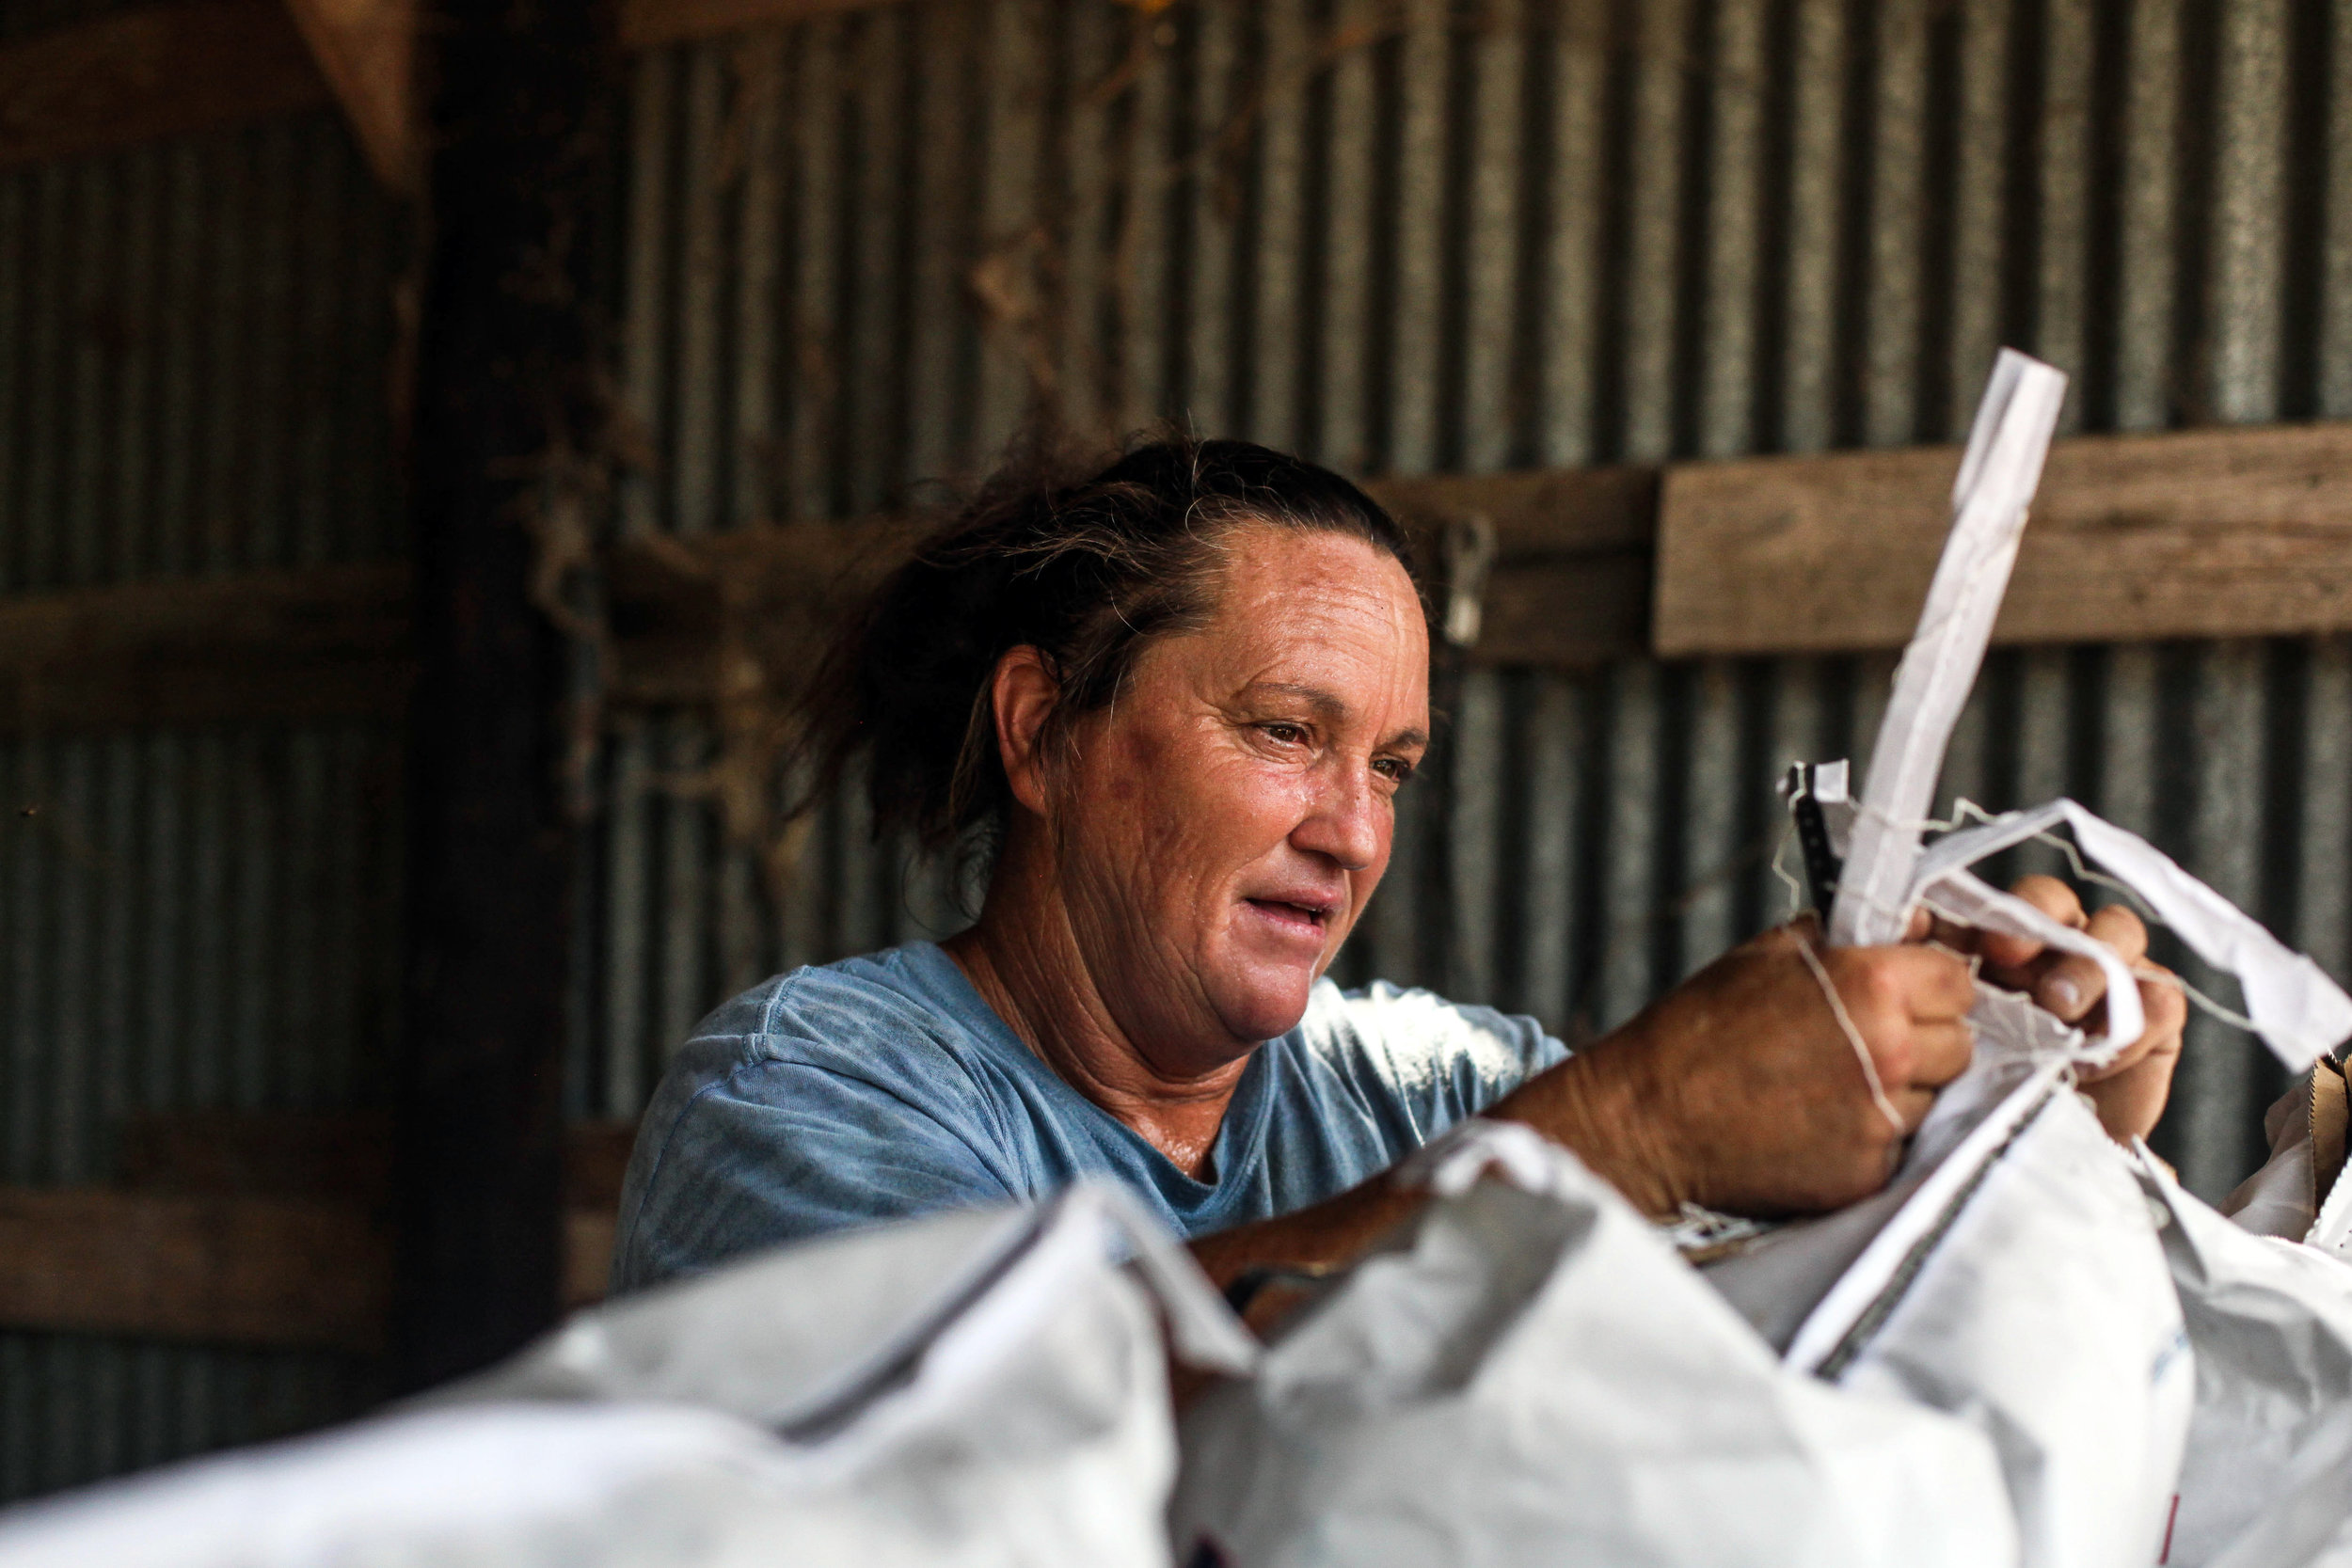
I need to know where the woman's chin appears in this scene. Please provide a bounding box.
[1206,965,1320,1044]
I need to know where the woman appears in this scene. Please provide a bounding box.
[611,437,2184,1295]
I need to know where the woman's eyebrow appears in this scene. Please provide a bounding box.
[1241,680,1426,752]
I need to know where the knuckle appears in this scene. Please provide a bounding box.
[1854,958,1903,1009]
[2096,903,2147,940]
[2011,873,2075,916]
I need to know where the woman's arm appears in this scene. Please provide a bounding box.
[1193,883,2187,1309]
[1186,919,1977,1303]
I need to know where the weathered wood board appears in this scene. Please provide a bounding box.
[0,562,412,736]
[1655,422,2352,656]
[0,0,907,179]
[0,1116,638,1349]
[0,0,329,172]
[0,1189,391,1352]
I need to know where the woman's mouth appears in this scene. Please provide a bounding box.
[1243,897,1330,942]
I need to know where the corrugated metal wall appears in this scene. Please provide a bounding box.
[0,0,407,1494]
[584,0,2352,1217]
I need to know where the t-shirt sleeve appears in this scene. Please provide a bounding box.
[1311,981,1572,1152]
[612,1057,1020,1292]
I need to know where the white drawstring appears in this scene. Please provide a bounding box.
[1796,936,1907,1132]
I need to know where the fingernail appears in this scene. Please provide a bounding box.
[2043,975,2082,1014]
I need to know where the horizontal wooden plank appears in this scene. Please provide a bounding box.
[0,0,911,177]
[602,466,1662,702]
[0,1115,640,1348]
[620,0,907,52]
[1366,466,1657,664]
[0,562,413,735]
[9,420,2352,735]
[0,1188,391,1352]
[606,520,930,706]
[119,1110,637,1214]
[565,1209,619,1311]
[1654,420,2352,656]
[0,0,329,173]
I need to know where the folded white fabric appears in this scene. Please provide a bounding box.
[2132,1151,2352,1568]
[1168,1120,2017,1568]
[0,1183,1256,1568]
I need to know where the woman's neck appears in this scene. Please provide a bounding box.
[943,839,1248,1180]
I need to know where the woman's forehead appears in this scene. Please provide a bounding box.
[1187,527,1429,701]
[1211,525,1422,626]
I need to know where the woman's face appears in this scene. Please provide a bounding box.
[1041,523,1430,1077]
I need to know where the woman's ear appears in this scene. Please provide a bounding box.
[991,646,1060,816]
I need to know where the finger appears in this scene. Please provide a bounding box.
[2032,948,2111,1023]
[2078,970,2188,1085]
[1976,874,2089,971]
[1928,912,1986,956]
[2078,983,2185,1142]
[2025,903,2145,1020]
[2085,901,2149,964]
[2074,1006,2158,1077]
[2081,1049,2178,1144]
[1895,1018,1977,1090]
[1845,943,1978,1022]
[1905,905,1933,942]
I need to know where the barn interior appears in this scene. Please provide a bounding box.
[4,0,2351,1513]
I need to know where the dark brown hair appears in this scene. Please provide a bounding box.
[790,435,1417,866]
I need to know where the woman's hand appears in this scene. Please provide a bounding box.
[1503,919,1979,1218]
[1930,874,2188,1144]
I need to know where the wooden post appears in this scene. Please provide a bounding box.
[395,0,614,1389]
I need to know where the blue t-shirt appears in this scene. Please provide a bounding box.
[611,941,1568,1291]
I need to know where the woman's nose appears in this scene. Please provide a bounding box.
[1291,770,1384,872]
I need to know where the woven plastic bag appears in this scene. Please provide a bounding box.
[1700,1037,2192,1568]
[1729,346,2352,1568]
[2134,1148,2352,1568]
[0,1181,1255,1568]
[1728,770,2352,1568]
[1168,1119,2017,1568]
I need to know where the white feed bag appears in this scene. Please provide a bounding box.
[2223,1074,2332,1243]
[2135,1151,2352,1568]
[0,1402,857,1568]
[1168,1120,2016,1568]
[0,1183,1255,1568]
[1706,1052,2190,1568]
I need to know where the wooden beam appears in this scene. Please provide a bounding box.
[618,0,906,52]
[600,465,1663,705]
[121,1113,632,1311]
[396,0,615,1388]
[7,420,2352,734]
[119,1110,637,1214]
[0,0,912,177]
[1367,466,1659,665]
[0,1114,637,1349]
[1655,421,2352,656]
[0,563,411,736]
[280,0,421,196]
[0,0,329,173]
[0,1189,390,1352]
